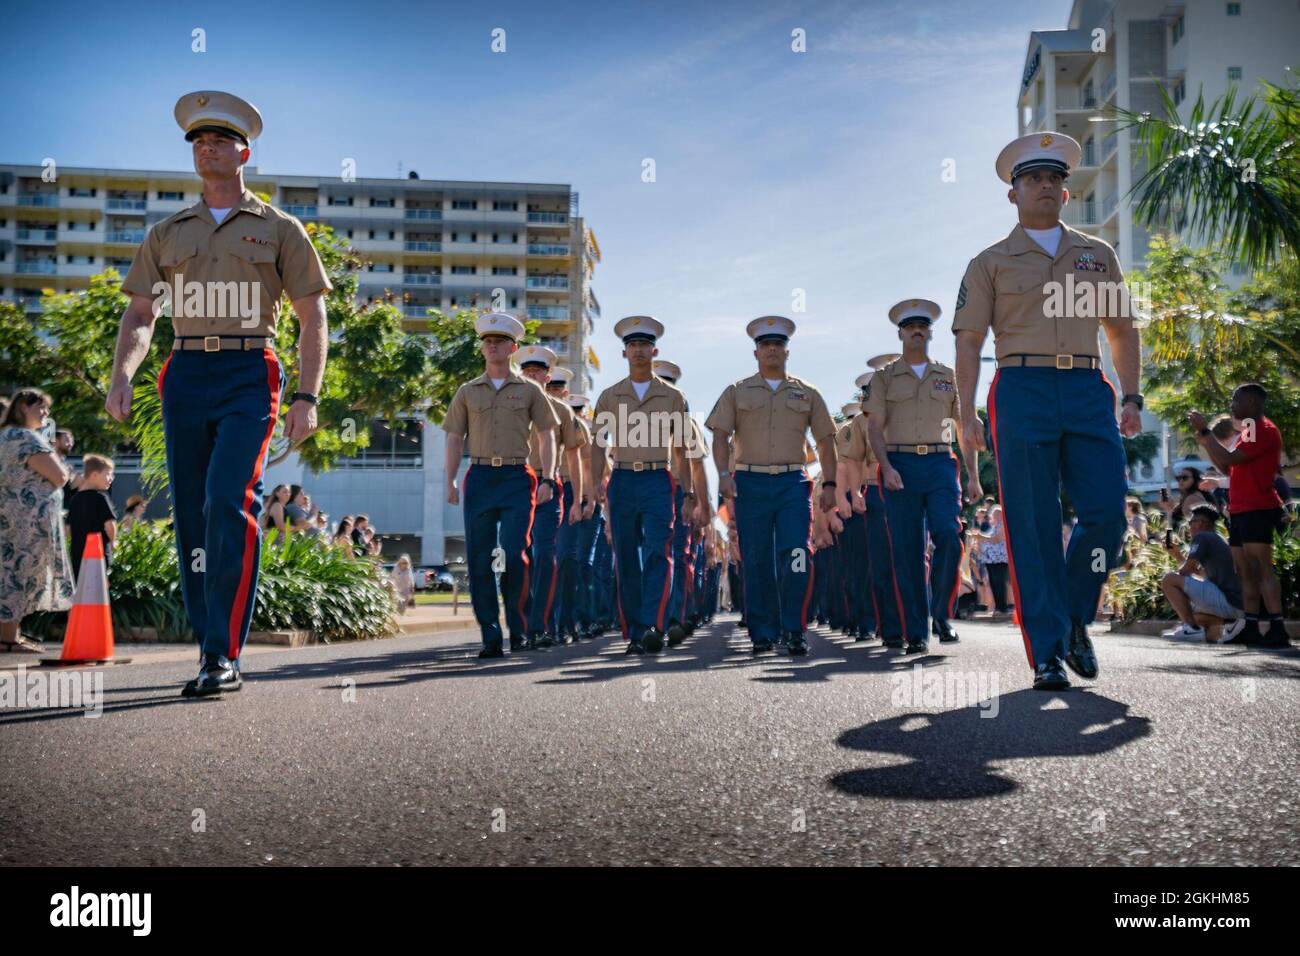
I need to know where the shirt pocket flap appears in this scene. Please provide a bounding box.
[230,241,277,264]
[785,397,812,412]
[159,239,199,268]
[885,377,919,401]
[736,391,767,411]
[995,272,1040,295]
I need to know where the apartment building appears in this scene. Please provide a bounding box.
[1016,0,1298,488]
[0,164,602,564]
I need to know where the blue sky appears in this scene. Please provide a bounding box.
[1,0,1073,417]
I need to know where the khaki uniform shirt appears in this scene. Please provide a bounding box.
[863,360,960,446]
[592,375,690,465]
[561,416,595,481]
[443,372,558,461]
[952,223,1125,361]
[670,416,707,486]
[123,190,331,338]
[540,397,588,480]
[838,414,879,485]
[705,374,836,467]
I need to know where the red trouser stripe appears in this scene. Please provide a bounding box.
[878,464,907,636]
[156,353,173,400]
[227,350,281,659]
[987,371,1035,668]
[654,472,677,631]
[518,467,538,628]
[946,453,964,618]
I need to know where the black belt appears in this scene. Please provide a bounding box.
[886,444,950,455]
[470,456,527,467]
[173,335,273,352]
[734,463,804,474]
[613,461,669,471]
[997,353,1101,370]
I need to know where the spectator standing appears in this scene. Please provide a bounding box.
[0,388,74,652]
[1188,384,1290,647]
[392,554,416,613]
[284,485,314,534]
[1160,466,1213,529]
[260,484,290,535]
[980,504,1012,617]
[119,495,148,533]
[67,454,118,582]
[1126,498,1149,544]
[333,516,355,557]
[352,514,371,550]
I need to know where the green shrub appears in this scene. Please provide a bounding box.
[27,521,398,642]
[1111,529,1300,623]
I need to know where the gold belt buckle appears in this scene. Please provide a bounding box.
[1055,353,1074,370]
[203,335,221,352]
[632,461,645,472]
[916,444,929,456]
[490,456,503,467]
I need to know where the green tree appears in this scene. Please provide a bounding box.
[1131,236,1300,457]
[1116,77,1300,270]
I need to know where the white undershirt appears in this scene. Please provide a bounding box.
[910,362,928,379]
[209,207,233,224]
[1024,225,1063,256]
[489,377,506,390]
[764,378,783,391]
[632,380,651,401]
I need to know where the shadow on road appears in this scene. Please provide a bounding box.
[235,618,952,692]
[829,688,1152,801]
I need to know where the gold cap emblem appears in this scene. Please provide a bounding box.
[1040,134,1053,147]
[767,318,775,326]
[197,95,209,107]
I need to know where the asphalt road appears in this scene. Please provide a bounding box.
[2,616,1297,866]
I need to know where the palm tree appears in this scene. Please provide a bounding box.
[1114,76,1300,269]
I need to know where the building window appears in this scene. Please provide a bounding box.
[1227,66,1242,81]
[157,190,184,200]
[328,196,354,206]
[371,197,395,207]
[1171,15,1184,43]
[68,187,96,198]
[452,200,476,210]
[451,265,475,275]
[492,266,517,275]
[1172,78,1186,106]
[492,200,517,211]
[1226,2,1240,14]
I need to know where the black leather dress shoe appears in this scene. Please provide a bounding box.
[534,632,554,649]
[625,641,646,655]
[883,638,904,649]
[786,632,809,656]
[666,622,686,646]
[181,650,207,697]
[904,640,928,655]
[935,621,960,644]
[478,646,505,659]
[1033,659,1070,690]
[643,628,665,653]
[509,634,526,652]
[751,639,774,654]
[194,657,241,696]
[1064,622,1099,679]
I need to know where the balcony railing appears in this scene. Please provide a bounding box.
[526,276,569,289]
[17,261,58,274]
[1057,88,1099,110]
[16,228,57,241]
[528,306,570,322]
[527,212,568,224]
[1103,191,1119,221]
[402,274,441,285]
[1102,131,1118,161]
[17,195,58,207]
[1101,72,1117,101]
[403,305,438,317]
[404,241,442,252]
[107,198,147,210]
[528,243,569,256]
[1064,201,1098,226]
[283,204,318,218]
[404,209,442,220]
[1082,142,1097,167]
[105,230,146,243]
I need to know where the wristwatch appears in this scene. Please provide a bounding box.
[291,391,318,406]
[822,481,837,488]
[1121,393,1144,410]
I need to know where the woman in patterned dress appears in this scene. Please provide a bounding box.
[0,388,75,652]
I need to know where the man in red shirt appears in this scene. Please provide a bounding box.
[1188,383,1289,647]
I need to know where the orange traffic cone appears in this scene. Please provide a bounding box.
[41,534,128,667]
